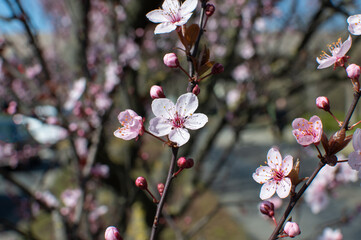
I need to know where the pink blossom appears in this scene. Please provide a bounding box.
[61,189,82,208]
[163,53,179,68]
[348,128,361,178]
[105,226,123,240]
[348,15,361,35]
[316,96,330,111]
[146,0,198,34]
[318,228,343,240]
[316,36,351,69]
[252,148,293,200]
[292,115,322,147]
[284,222,301,238]
[150,85,166,99]
[148,93,208,146]
[114,110,144,140]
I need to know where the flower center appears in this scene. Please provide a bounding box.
[172,112,185,128]
[272,170,284,182]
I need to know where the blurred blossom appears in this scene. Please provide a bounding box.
[95,92,112,112]
[61,189,82,208]
[75,137,88,160]
[226,88,241,108]
[64,78,86,111]
[115,5,126,21]
[254,18,266,32]
[25,64,42,79]
[35,191,59,208]
[318,228,343,240]
[348,128,361,178]
[105,62,121,93]
[232,64,250,82]
[239,41,255,59]
[91,164,110,178]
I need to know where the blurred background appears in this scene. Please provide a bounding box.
[1,0,361,239]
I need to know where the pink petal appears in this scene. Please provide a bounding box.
[267,148,282,170]
[148,116,172,136]
[183,113,208,130]
[291,118,309,131]
[154,22,177,34]
[281,155,293,176]
[146,10,169,23]
[276,178,291,198]
[352,128,361,151]
[252,166,272,184]
[176,93,198,117]
[151,98,175,118]
[260,181,276,200]
[180,0,198,15]
[316,57,336,69]
[162,0,180,14]
[337,35,352,56]
[114,128,138,140]
[348,151,361,171]
[169,128,190,146]
[118,109,139,123]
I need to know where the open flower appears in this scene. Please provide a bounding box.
[114,110,144,140]
[146,0,198,34]
[252,148,293,200]
[318,228,343,240]
[316,35,351,69]
[149,93,208,146]
[347,14,361,35]
[292,115,322,147]
[348,128,361,178]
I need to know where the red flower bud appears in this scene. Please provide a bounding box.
[177,157,188,168]
[150,85,166,99]
[211,63,224,74]
[135,176,148,190]
[105,226,123,240]
[346,64,361,80]
[315,96,330,111]
[163,53,179,68]
[157,183,164,196]
[259,201,274,218]
[205,4,215,17]
[192,84,200,96]
[185,158,194,169]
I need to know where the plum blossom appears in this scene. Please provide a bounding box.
[114,110,144,140]
[347,14,361,35]
[146,0,198,34]
[318,228,343,240]
[292,115,322,147]
[316,35,351,69]
[348,128,361,178]
[252,148,293,200]
[149,93,208,147]
[284,222,301,238]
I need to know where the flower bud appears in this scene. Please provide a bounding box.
[157,183,164,196]
[346,64,361,80]
[177,157,188,168]
[284,222,301,238]
[211,63,224,74]
[259,201,274,218]
[150,85,166,99]
[205,4,215,17]
[192,84,200,96]
[163,53,179,68]
[316,96,330,111]
[185,158,194,169]
[135,177,148,190]
[105,226,123,240]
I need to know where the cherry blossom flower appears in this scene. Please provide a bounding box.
[146,0,198,34]
[318,228,343,240]
[347,14,361,35]
[149,93,208,147]
[114,110,144,140]
[252,148,293,200]
[292,115,322,147]
[348,128,361,178]
[284,222,301,238]
[316,35,351,69]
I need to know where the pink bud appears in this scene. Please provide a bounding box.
[192,85,200,95]
[211,63,224,74]
[284,222,301,238]
[135,177,148,190]
[105,226,123,240]
[185,158,194,169]
[205,4,215,17]
[163,53,179,68]
[346,64,361,80]
[259,201,274,218]
[177,157,188,168]
[157,183,164,196]
[316,96,330,111]
[150,85,166,99]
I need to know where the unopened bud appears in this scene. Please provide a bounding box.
[105,226,123,240]
[259,201,274,218]
[163,53,179,68]
[284,222,301,238]
[346,64,361,80]
[150,85,166,99]
[211,63,224,74]
[192,84,200,95]
[135,176,148,190]
[157,183,164,196]
[316,96,330,111]
[177,157,188,168]
[205,4,216,17]
[185,158,194,169]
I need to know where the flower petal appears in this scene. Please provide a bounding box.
[148,116,172,136]
[154,22,177,34]
[176,93,198,117]
[292,118,309,131]
[151,98,176,118]
[252,166,272,184]
[337,35,352,57]
[348,151,361,171]
[180,0,198,15]
[267,148,282,170]
[162,0,180,14]
[282,155,293,176]
[316,57,336,69]
[176,12,193,26]
[169,128,190,146]
[183,113,208,130]
[114,128,138,140]
[352,128,361,151]
[146,10,169,23]
[276,178,292,198]
[260,181,276,200]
